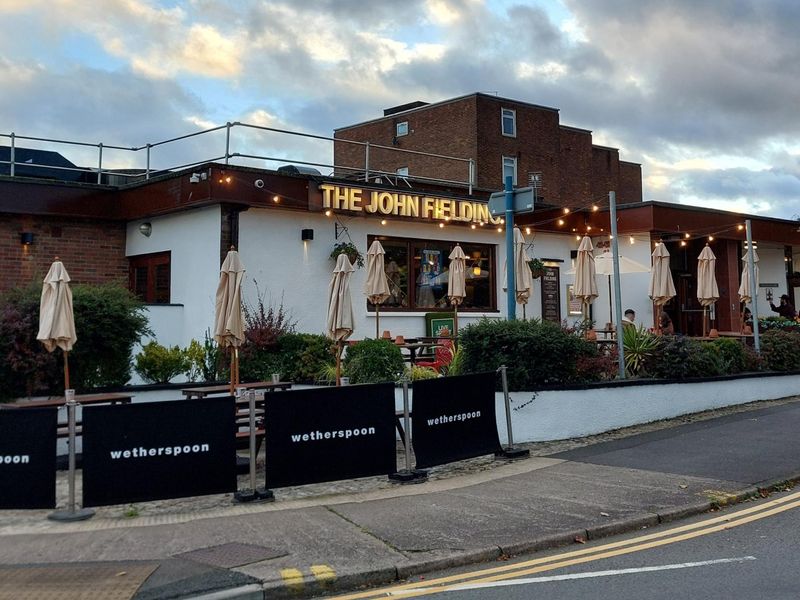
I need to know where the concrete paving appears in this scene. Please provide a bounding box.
[1,399,799,599]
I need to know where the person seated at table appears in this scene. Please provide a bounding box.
[770,294,797,319]
[658,311,674,335]
[621,309,636,330]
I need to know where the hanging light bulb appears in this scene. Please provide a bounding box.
[629,236,635,245]
[558,219,565,226]
[684,232,690,239]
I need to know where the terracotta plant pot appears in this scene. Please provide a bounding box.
[586,329,597,341]
[742,325,753,334]
[394,335,405,345]
[382,330,391,339]
[708,328,719,338]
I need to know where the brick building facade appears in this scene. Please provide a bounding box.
[334,92,642,207]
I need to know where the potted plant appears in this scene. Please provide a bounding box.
[330,241,364,269]
[528,257,546,279]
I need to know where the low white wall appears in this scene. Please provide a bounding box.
[494,374,800,444]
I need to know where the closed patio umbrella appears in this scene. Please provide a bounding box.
[364,240,390,338]
[327,253,355,385]
[648,242,676,330]
[503,227,534,318]
[573,236,598,323]
[214,247,246,395]
[697,245,720,336]
[447,244,466,339]
[738,249,759,331]
[37,258,76,393]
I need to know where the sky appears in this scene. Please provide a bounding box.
[1,0,799,220]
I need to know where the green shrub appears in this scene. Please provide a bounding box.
[343,339,405,384]
[239,332,335,383]
[0,283,150,399]
[649,337,726,379]
[707,338,748,374]
[575,345,619,382]
[458,318,595,390]
[184,339,205,382]
[443,343,465,376]
[135,341,188,384]
[406,364,439,381]
[760,330,800,372]
[622,325,661,377]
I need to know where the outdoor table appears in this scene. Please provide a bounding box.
[594,328,616,340]
[181,381,292,399]
[0,392,133,410]
[398,342,441,364]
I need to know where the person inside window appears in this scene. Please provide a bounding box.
[658,311,675,335]
[770,294,797,319]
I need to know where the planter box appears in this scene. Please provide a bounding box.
[495,372,800,444]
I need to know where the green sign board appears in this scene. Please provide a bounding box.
[426,312,455,337]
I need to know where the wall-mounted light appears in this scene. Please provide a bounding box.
[20,232,34,246]
[472,261,481,276]
[138,222,152,237]
[301,228,314,241]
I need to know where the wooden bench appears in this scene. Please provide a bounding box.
[1,392,132,410]
[181,381,292,399]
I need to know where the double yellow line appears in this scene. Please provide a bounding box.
[331,489,800,599]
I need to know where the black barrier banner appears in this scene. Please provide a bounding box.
[0,408,57,509]
[265,383,396,488]
[82,397,236,506]
[411,372,502,468]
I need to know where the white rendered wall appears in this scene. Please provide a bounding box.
[756,244,791,318]
[238,208,588,338]
[126,206,221,349]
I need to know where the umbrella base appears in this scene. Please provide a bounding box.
[495,446,530,460]
[388,469,428,484]
[48,507,95,522]
[234,488,275,503]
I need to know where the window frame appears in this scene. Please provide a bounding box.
[128,251,171,304]
[502,155,518,186]
[396,121,409,137]
[367,235,497,312]
[501,108,516,137]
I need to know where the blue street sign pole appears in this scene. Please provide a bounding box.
[505,175,516,320]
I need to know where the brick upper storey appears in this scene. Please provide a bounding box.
[334,92,642,208]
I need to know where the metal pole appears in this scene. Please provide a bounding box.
[225,122,231,165]
[504,176,516,320]
[10,132,15,177]
[96,143,103,184]
[609,191,627,379]
[48,389,94,521]
[247,390,257,491]
[468,159,474,195]
[745,219,761,353]
[402,380,412,471]
[365,142,370,182]
[146,143,151,180]
[501,366,514,447]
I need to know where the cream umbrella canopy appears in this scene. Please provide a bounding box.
[327,253,355,385]
[364,240,391,338]
[573,236,598,323]
[214,247,246,394]
[447,244,467,339]
[648,242,677,330]
[37,258,77,392]
[697,245,720,336]
[503,227,534,318]
[738,249,759,331]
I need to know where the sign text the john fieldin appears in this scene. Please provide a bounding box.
[319,184,502,225]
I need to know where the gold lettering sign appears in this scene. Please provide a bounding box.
[319,184,501,225]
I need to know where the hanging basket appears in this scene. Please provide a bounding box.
[528,258,545,279]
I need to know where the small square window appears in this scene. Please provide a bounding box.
[502,156,517,186]
[501,108,516,137]
[396,166,409,177]
[396,121,409,137]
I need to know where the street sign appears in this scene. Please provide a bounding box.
[488,186,535,217]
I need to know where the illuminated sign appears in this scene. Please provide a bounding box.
[319,184,502,225]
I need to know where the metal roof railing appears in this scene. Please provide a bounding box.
[0,122,476,193]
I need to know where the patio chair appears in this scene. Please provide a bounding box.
[415,339,454,373]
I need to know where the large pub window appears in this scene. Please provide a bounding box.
[368,236,495,311]
[129,251,171,303]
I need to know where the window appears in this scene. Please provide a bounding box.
[129,251,170,303]
[502,156,517,186]
[501,108,516,137]
[368,236,496,311]
[396,121,409,137]
[396,166,409,177]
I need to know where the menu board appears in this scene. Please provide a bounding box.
[541,266,561,323]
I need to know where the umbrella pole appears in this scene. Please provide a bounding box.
[607,276,613,326]
[229,349,235,396]
[375,304,380,339]
[336,342,342,386]
[453,307,459,343]
[63,350,70,393]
